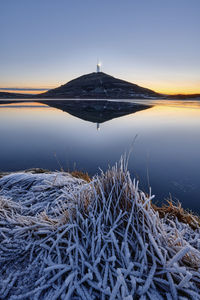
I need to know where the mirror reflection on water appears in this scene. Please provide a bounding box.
[0,99,200,213]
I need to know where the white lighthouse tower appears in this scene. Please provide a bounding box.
[96,61,101,73]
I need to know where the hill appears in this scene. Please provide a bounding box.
[38,72,160,99]
[0,72,199,100]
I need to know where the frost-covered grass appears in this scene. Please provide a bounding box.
[0,158,200,299]
[154,200,200,230]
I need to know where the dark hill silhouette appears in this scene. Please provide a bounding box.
[38,72,160,99]
[0,72,199,100]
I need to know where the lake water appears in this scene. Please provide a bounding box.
[0,99,200,213]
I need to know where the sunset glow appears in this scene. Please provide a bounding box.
[1,80,200,96]
[136,80,200,95]
[0,89,49,95]
[0,0,199,96]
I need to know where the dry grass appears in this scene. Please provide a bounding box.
[153,200,200,230]
[70,170,91,182]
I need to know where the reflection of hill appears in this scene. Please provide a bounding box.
[0,99,151,123]
[41,100,150,123]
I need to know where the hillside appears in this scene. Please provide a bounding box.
[38,72,160,99]
[1,73,199,100]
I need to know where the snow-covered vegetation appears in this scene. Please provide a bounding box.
[0,159,199,299]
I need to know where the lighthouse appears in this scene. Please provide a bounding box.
[96,62,101,73]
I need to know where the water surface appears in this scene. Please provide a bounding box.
[0,99,199,213]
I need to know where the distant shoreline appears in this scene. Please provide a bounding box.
[0,71,200,100]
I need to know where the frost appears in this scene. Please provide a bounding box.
[0,158,200,299]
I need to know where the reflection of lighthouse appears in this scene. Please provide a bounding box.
[96,123,100,131]
[96,62,101,73]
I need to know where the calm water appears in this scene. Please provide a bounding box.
[0,99,200,213]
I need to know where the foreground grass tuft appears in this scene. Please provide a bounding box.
[0,159,199,299]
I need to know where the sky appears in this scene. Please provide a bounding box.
[0,0,200,94]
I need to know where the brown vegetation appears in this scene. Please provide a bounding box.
[153,200,200,230]
[70,170,91,182]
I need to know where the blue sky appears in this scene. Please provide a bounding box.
[0,0,200,94]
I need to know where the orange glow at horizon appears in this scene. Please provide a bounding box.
[1,78,200,95]
[0,102,48,107]
[0,89,49,95]
[135,80,200,95]
[149,86,200,95]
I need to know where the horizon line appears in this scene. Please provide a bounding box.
[0,88,49,91]
[0,76,200,96]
